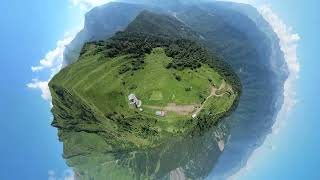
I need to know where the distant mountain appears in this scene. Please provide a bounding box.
[124,10,199,39]
[183,2,288,178]
[63,2,147,65]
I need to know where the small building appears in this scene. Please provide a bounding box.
[128,94,142,108]
[192,114,197,119]
[155,111,166,117]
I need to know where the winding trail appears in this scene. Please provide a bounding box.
[192,81,226,115]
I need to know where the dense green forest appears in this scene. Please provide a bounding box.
[80,31,242,95]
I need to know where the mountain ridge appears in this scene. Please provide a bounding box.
[50,10,241,156]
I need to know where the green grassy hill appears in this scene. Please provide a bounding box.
[49,11,241,152]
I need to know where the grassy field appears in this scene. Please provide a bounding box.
[50,47,237,150]
[123,48,222,106]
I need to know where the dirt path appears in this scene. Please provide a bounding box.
[145,103,196,115]
[193,80,228,116]
[193,86,217,115]
[215,80,226,96]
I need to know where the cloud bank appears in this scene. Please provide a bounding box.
[259,5,300,113]
[27,79,51,101]
[228,3,300,180]
[27,32,76,102]
[31,36,73,73]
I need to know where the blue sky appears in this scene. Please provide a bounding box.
[0,1,82,179]
[0,0,319,180]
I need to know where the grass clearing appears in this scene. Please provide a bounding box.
[150,91,163,101]
[52,47,234,124]
[50,47,238,150]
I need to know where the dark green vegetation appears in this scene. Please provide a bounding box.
[65,129,223,180]
[50,11,241,153]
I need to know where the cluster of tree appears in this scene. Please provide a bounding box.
[118,56,145,75]
[165,40,207,70]
[81,31,241,94]
[105,111,158,138]
[173,73,182,81]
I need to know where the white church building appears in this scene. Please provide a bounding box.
[128,94,142,108]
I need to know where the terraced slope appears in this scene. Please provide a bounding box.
[49,11,241,152]
[50,47,236,150]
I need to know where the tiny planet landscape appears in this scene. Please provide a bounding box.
[1,0,320,180]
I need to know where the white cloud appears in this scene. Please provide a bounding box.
[27,79,51,101]
[28,32,77,101]
[31,33,74,73]
[259,5,300,113]
[70,0,115,11]
[31,66,44,72]
[48,169,75,180]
